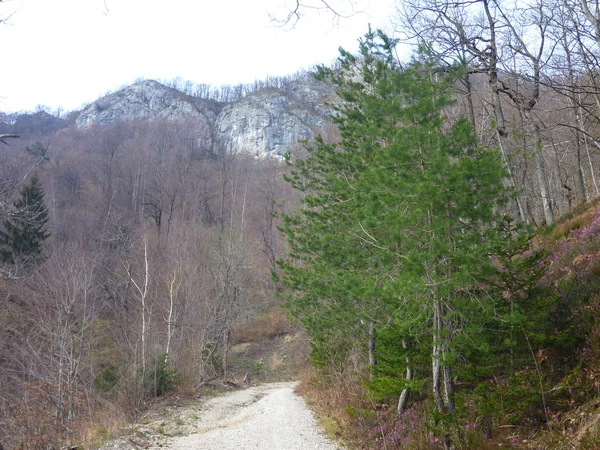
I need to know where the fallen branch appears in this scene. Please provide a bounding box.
[196,374,224,388]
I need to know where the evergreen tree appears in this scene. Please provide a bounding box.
[279,30,510,447]
[0,173,50,265]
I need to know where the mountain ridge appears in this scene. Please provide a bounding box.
[73,77,335,158]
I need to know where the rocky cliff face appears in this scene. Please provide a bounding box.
[76,79,220,128]
[75,78,334,158]
[216,85,329,159]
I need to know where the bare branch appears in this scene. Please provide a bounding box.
[0,134,20,145]
[271,0,367,29]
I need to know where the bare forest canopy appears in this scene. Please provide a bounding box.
[0,58,339,448]
[0,111,304,447]
[158,70,315,103]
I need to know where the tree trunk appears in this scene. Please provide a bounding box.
[483,0,527,223]
[397,339,412,415]
[128,240,150,378]
[442,348,455,414]
[564,35,589,203]
[432,299,445,414]
[578,94,600,197]
[576,139,589,204]
[222,328,230,380]
[433,298,454,450]
[461,72,476,132]
[529,115,555,225]
[368,321,376,378]
[165,272,176,361]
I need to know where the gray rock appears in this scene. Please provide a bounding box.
[215,87,326,159]
[75,78,335,158]
[75,79,219,128]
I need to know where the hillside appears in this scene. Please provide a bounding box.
[5,23,600,449]
[92,309,316,450]
[75,77,334,159]
[0,110,71,136]
[1,76,335,160]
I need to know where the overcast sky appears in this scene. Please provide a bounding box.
[0,0,399,113]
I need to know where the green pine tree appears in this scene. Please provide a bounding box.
[0,173,50,265]
[279,29,511,446]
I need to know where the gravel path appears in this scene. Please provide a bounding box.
[151,382,341,450]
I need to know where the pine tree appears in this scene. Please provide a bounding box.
[279,30,510,447]
[0,173,50,265]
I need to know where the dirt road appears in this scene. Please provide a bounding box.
[142,382,340,450]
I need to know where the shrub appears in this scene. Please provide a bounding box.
[150,355,180,397]
[95,365,120,392]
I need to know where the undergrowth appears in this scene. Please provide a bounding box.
[232,308,292,344]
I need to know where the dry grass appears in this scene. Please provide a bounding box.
[552,209,596,241]
[232,308,293,344]
[295,366,564,449]
[76,402,129,449]
[524,398,600,449]
[295,365,376,449]
[229,308,309,383]
[541,197,600,243]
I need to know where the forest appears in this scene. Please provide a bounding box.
[4,0,600,448]
[0,115,303,447]
[277,0,600,448]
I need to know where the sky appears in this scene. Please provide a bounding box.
[0,0,398,113]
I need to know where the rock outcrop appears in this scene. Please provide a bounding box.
[74,78,334,158]
[216,83,330,159]
[75,80,221,128]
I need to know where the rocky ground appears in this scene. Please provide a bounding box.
[100,382,341,450]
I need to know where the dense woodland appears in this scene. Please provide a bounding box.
[0,116,303,447]
[5,0,600,448]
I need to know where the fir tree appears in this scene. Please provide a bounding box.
[0,173,50,265]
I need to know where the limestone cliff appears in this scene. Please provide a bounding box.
[216,83,330,159]
[74,78,334,158]
[75,80,220,128]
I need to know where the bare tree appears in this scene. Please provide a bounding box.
[126,237,151,379]
[272,0,368,28]
[398,0,530,222]
[0,244,98,446]
[494,0,556,224]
